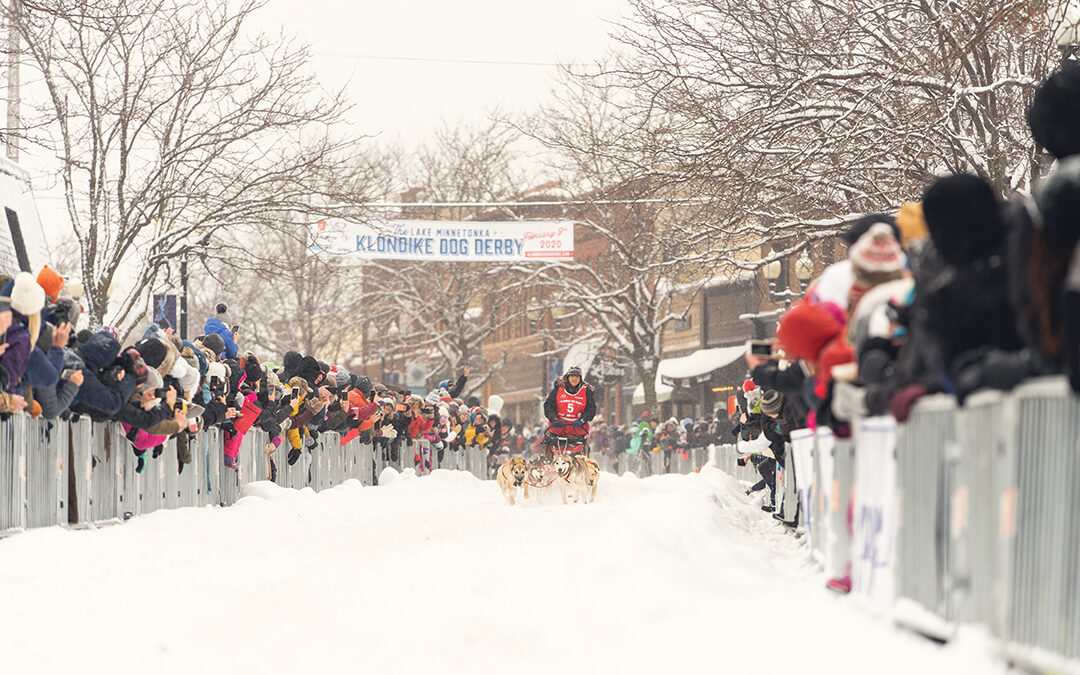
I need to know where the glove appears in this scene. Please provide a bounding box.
[572,419,585,428]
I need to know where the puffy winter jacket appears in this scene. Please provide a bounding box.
[202,318,238,360]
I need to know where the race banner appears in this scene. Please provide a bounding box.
[309,219,575,262]
[790,428,815,552]
[851,416,898,615]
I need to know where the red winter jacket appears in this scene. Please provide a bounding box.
[408,414,434,439]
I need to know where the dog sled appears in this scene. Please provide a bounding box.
[497,432,599,505]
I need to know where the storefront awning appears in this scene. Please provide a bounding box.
[632,346,746,405]
[659,346,746,387]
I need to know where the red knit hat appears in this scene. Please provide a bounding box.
[36,265,63,303]
[742,379,757,393]
[775,302,844,363]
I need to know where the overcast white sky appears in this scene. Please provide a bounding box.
[255,0,628,145]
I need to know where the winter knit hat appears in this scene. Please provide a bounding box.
[206,361,228,384]
[214,303,233,328]
[201,333,226,358]
[1029,61,1080,160]
[10,272,45,316]
[281,351,302,377]
[355,375,373,399]
[135,338,168,369]
[848,223,906,275]
[36,265,63,303]
[760,390,784,416]
[242,354,262,385]
[742,379,756,393]
[842,214,901,247]
[776,302,844,363]
[425,389,442,405]
[922,173,1006,266]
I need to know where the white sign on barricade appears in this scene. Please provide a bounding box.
[852,416,898,615]
[790,429,815,549]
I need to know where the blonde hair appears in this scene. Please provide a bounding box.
[27,312,40,347]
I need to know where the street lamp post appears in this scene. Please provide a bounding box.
[1056,5,1080,62]
[764,252,815,309]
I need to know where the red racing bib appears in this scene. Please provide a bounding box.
[556,386,587,423]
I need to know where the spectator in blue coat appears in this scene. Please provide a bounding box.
[202,303,238,360]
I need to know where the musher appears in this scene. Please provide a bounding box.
[542,365,596,457]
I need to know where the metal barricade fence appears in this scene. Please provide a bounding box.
[955,389,1012,636]
[827,437,855,582]
[70,417,92,523]
[809,431,828,564]
[778,445,798,523]
[0,416,26,531]
[1003,377,1080,665]
[894,394,959,630]
[26,416,66,529]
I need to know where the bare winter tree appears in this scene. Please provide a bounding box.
[357,119,540,397]
[185,219,376,364]
[514,84,723,411]
[7,0,369,333]
[604,0,1064,232]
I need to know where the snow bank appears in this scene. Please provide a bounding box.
[0,466,1006,674]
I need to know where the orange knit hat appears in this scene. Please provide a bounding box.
[36,265,63,303]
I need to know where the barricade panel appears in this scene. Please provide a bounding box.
[70,417,93,525]
[26,417,66,529]
[894,396,955,626]
[1005,378,1080,659]
[0,415,26,532]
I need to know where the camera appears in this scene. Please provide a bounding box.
[50,304,70,326]
[747,340,773,358]
[208,376,225,398]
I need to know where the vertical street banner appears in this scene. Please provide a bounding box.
[852,416,898,615]
[152,294,177,331]
[309,219,575,262]
[790,428,815,552]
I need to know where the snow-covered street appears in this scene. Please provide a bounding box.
[0,467,1002,674]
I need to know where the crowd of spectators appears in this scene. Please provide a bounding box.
[0,269,520,480]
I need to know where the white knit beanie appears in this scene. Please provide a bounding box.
[10,272,45,315]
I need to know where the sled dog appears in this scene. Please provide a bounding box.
[552,454,575,504]
[571,455,600,504]
[496,456,530,506]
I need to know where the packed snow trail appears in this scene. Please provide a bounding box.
[0,466,1002,674]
